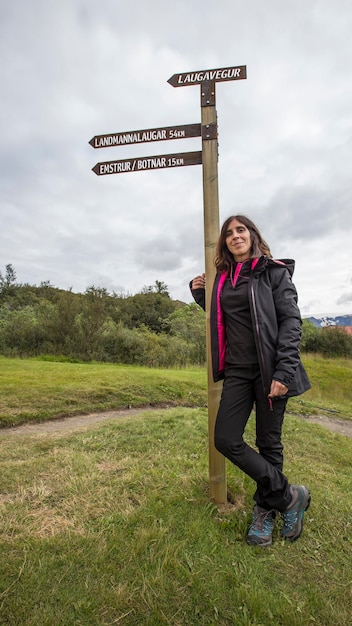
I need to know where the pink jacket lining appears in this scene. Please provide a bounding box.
[216,258,259,373]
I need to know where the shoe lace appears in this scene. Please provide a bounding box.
[252,509,273,532]
[282,508,297,530]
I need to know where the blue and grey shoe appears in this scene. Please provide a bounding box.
[282,485,311,542]
[246,505,274,547]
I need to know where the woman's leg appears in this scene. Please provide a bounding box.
[255,379,287,473]
[252,368,291,509]
[214,366,255,469]
[214,365,291,511]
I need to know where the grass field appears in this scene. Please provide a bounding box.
[0,405,351,625]
[1,355,352,428]
[0,355,352,624]
[0,358,206,428]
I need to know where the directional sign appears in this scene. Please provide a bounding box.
[92,151,202,176]
[168,65,247,87]
[89,123,201,149]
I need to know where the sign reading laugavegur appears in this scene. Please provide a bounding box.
[89,123,201,149]
[92,151,202,176]
[168,65,247,87]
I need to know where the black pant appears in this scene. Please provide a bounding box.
[214,365,291,511]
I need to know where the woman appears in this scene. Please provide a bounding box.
[190,215,311,547]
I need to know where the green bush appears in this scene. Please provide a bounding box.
[302,320,352,358]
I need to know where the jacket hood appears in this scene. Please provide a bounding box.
[255,256,296,278]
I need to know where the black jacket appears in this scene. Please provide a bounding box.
[191,256,311,397]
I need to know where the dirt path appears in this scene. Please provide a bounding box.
[1,406,352,439]
[298,414,352,438]
[0,408,148,436]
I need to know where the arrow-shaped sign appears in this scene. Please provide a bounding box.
[92,151,202,176]
[89,123,201,149]
[168,65,247,87]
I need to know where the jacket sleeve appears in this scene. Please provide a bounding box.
[270,268,303,387]
[189,281,206,311]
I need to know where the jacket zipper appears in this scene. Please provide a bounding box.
[250,275,273,410]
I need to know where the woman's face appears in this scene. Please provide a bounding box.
[225,218,252,262]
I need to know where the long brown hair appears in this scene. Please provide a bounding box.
[215,215,272,272]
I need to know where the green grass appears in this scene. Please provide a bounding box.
[1,355,352,428]
[299,355,352,418]
[0,408,351,625]
[0,358,206,427]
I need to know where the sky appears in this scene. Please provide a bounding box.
[1,0,352,317]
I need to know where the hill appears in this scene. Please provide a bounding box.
[306,314,352,328]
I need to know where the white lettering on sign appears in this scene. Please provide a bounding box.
[169,129,186,138]
[137,157,167,170]
[99,161,132,174]
[90,125,202,149]
[93,151,202,175]
[95,129,168,148]
[177,67,242,85]
[167,157,184,166]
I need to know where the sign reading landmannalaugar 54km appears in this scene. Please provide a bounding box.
[89,123,201,149]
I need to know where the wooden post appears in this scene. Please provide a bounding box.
[201,81,227,504]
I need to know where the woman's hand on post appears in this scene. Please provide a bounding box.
[191,273,206,290]
[268,380,288,399]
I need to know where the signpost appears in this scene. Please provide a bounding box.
[90,64,247,504]
[167,66,246,504]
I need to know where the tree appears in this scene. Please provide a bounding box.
[74,286,110,359]
[2,306,42,357]
[0,264,17,287]
[153,280,169,296]
[319,327,352,358]
[121,291,177,334]
[140,280,170,297]
[301,320,352,357]
[38,292,81,355]
[0,264,18,300]
[301,320,320,353]
[168,303,206,365]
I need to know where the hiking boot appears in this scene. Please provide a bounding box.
[246,505,274,547]
[282,485,311,542]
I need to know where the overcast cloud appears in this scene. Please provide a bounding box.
[1,0,352,316]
